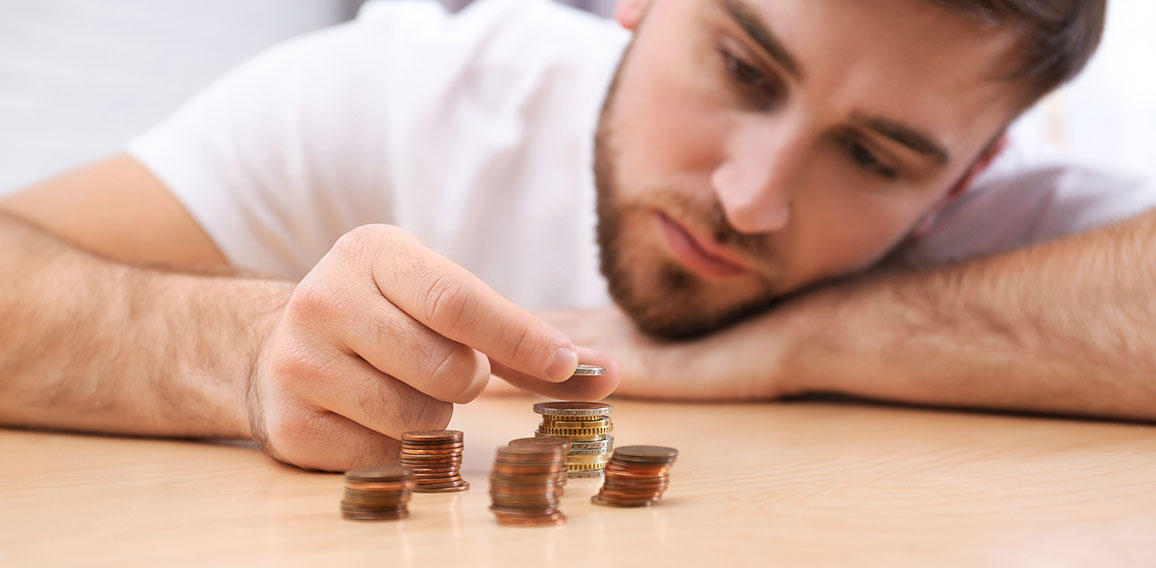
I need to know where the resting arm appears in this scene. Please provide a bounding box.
[0,159,291,436]
[561,208,1156,420]
[777,207,1156,419]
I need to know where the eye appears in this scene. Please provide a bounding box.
[844,138,899,180]
[722,49,767,87]
[719,47,781,107]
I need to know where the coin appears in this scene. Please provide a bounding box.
[530,402,615,476]
[401,430,469,494]
[341,466,414,521]
[402,430,464,442]
[567,470,605,479]
[591,446,678,508]
[489,446,567,528]
[613,445,679,464]
[570,364,606,376]
[532,401,612,417]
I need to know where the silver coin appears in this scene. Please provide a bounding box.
[571,364,607,376]
[532,401,612,417]
[569,435,614,450]
[566,448,612,457]
[567,470,605,479]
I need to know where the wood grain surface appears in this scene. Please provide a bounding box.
[2,396,1155,567]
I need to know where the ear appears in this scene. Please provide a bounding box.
[615,0,651,30]
[912,134,1008,237]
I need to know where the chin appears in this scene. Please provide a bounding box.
[602,240,778,341]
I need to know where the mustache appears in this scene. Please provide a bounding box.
[649,192,772,261]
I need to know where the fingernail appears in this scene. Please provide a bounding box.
[545,346,579,381]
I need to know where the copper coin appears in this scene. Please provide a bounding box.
[508,437,572,453]
[344,479,415,491]
[344,466,412,483]
[612,446,678,463]
[416,483,470,494]
[342,509,411,521]
[403,430,463,442]
[590,494,657,508]
[491,510,566,527]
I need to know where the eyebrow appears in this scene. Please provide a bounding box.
[721,0,803,81]
[855,114,952,165]
[720,0,951,166]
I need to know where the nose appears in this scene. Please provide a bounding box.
[710,120,809,234]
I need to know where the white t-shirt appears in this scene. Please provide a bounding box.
[128,0,1156,311]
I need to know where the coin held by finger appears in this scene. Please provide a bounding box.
[570,364,606,377]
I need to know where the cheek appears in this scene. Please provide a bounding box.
[790,173,936,279]
[611,47,729,188]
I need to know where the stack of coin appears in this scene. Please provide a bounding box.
[341,466,415,521]
[591,446,679,507]
[400,430,469,493]
[508,437,572,495]
[533,399,613,478]
[489,446,567,527]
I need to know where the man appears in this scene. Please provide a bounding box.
[0,0,1141,473]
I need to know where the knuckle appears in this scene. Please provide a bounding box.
[459,352,492,402]
[405,395,453,431]
[427,345,488,403]
[263,402,332,467]
[269,341,334,390]
[332,225,378,261]
[333,224,417,264]
[507,326,536,363]
[288,280,347,323]
[422,273,476,329]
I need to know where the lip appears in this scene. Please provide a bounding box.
[655,212,750,279]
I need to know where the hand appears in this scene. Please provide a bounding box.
[540,303,812,401]
[249,225,619,471]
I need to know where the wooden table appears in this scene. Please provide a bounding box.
[3,397,1156,567]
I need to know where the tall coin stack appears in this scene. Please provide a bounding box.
[533,400,613,478]
[341,466,415,521]
[489,446,567,527]
[401,430,469,493]
[508,437,572,495]
[591,446,678,507]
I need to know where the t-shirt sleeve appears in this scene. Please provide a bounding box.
[899,144,1156,267]
[126,6,444,278]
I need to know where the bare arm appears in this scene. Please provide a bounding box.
[1,155,619,470]
[554,209,1156,420]
[0,209,289,437]
[783,208,1156,420]
[0,154,272,437]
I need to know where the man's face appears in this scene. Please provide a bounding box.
[595,0,1024,339]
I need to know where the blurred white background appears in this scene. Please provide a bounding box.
[0,0,1151,193]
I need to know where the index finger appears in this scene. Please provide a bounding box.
[369,229,582,382]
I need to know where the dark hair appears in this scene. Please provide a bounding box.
[929,0,1106,106]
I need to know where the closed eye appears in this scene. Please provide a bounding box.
[841,136,899,180]
[719,46,782,108]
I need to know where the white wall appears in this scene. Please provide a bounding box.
[1013,0,1156,180]
[0,0,358,192]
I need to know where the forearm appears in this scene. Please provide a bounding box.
[788,209,1156,420]
[0,212,292,438]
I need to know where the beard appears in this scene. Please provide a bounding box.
[592,52,785,341]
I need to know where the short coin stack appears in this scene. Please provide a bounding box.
[400,430,469,493]
[341,466,415,521]
[489,446,567,527]
[591,446,679,507]
[533,400,613,478]
[508,437,572,495]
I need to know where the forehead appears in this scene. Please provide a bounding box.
[694,0,1024,152]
